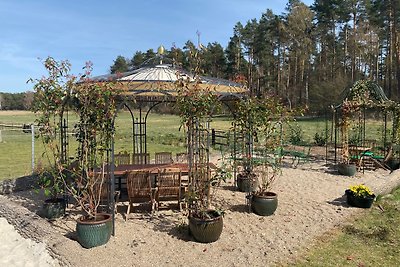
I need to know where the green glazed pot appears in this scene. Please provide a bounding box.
[337,163,357,176]
[76,213,112,248]
[386,159,400,170]
[42,198,66,220]
[189,210,223,243]
[236,173,258,192]
[251,192,278,216]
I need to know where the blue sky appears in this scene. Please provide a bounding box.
[0,0,313,93]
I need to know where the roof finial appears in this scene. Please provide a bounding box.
[157,45,165,65]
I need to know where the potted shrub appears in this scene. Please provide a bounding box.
[31,57,120,248]
[250,162,280,216]
[233,96,292,216]
[175,51,227,242]
[30,57,71,220]
[36,168,67,220]
[337,100,357,176]
[345,184,375,208]
[185,165,229,243]
[236,167,258,192]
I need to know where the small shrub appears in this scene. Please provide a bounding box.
[314,130,328,146]
[288,124,304,145]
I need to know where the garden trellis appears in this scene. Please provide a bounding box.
[331,80,397,170]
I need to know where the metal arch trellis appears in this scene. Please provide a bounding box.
[331,80,392,167]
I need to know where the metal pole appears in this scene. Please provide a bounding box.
[31,124,35,173]
[110,135,116,236]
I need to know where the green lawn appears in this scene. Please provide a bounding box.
[0,111,390,180]
[0,111,232,180]
[291,187,400,267]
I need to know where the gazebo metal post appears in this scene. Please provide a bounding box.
[233,122,237,185]
[125,104,135,155]
[333,109,337,163]
[110,135,116,236]
[363,107,366,147]
[384,111,387,157]
[246,115,253,212]
[139,106,143,154]
[325,108,328,163]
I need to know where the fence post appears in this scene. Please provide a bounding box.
[31,124,35,173]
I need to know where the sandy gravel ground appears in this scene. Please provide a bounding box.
[1,158,399,267]
[0,218,59,267]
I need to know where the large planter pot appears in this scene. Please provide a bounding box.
[76,213,112,248]
[236,173,258,192]
[42,198,66,220]
[345,190,375,208]
[337,163,357,176]
[386,159,400,170]
[251,192,278,216]
[189,210,223,243]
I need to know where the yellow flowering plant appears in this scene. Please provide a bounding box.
[349,184,374,198]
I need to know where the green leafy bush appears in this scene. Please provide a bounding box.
[314,130,328,146]
[288,124,304,145]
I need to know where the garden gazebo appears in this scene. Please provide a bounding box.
[68,50,249,235]
[90,57,247,158]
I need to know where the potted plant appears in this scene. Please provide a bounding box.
[345,184,375,208]
[185,164,229,243]
[175,48,227,242]
[233,96,292,216]
[30,57,71,220]
[250,161,280,216]
[36,167,67,219]
[31,57,120,248]
[337,100,357,176]
[236,166,258,193]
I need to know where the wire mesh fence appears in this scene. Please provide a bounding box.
[0,124,37,180]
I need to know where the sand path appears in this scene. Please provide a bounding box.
[1,160,399,267]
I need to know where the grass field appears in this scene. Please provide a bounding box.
[292,186,400,266]
[0,110,390,180]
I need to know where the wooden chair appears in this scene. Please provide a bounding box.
[155,152,173,164]
[126,170,154,218]
[115,151,130,165]
[175,152,188,163]
[155,168,182,210]
[132,153,150,164]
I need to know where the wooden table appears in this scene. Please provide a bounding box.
[103,162,217,191]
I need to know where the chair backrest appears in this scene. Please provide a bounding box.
[126,170,152,202]
[155,152,173,164]
[115,151,130,165]
[157,168,181,197]
[132,153,150,164]
[175,152,188,163]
